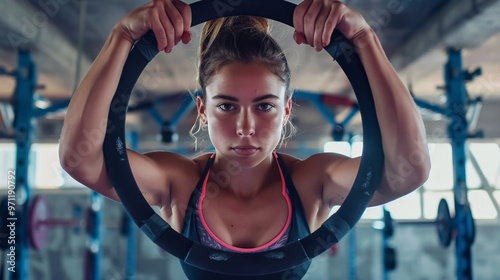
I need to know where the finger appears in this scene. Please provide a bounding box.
[181,30,191,45]
[293,0,312,44]
[173,1,192,32]
[149,9,168,51]
[173,1,192,44]
[295,32,306,45]
[152,1,174,52]
[158,10,175,52]
[322,5,342,46]
[164,0,184,45]
[293,30,297,43]
[303,0,322,47]
[313,5,331,51]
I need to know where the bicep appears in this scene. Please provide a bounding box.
[320,154,361,208]
[126,150,172,207]
[72,149,173,207]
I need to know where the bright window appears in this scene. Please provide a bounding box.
[466,159,481,189]
[469,143,500,187]
[323,140,500,221]
[424,143,453,190]
[422,191,455,219]
[0,143,84,189]
[384,190,421,220]
[324,140,363,158]
[362,205,383,219]
[351,141,363,157]
[494,191,500,206]
[324,141,351,157]
[32,143,64,188]
[468,190,498,219]
[0,143,16,188]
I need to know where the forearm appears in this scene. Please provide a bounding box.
[59,27,134,170]
[353,28,430,193]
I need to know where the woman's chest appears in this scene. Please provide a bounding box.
[200,185,289,248]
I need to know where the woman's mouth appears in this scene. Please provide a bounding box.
[232,146,260,156]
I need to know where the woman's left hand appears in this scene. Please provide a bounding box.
[293,0,370,51]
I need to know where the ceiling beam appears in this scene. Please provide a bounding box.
[390,0,500,72]
[0,0,92,96]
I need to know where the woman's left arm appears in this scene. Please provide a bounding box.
[293,0,431,206]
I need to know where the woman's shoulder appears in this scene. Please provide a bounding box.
[142,150,212,179]
[276,153,301,171]
[279,152,349,179]
[192,152,214,174]
[153,152,212,205]
[278,153,320,179]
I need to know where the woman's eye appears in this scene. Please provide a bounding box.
[257,103,274,112]
[217,103,235,111]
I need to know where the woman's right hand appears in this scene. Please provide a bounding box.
[115,0,192,53]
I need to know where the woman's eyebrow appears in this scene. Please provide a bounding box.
[253,94,280,102]
[212,95,238,101]
[212,94,280,102]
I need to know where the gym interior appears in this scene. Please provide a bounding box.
[1,0,500,279]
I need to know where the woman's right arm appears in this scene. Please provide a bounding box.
[59,0,192,206]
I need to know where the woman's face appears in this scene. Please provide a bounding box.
[198,62,291,167]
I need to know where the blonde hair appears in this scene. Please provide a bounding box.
[190,16,296,150]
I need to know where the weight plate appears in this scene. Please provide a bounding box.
[28,195,50,250]
[437,198,453,247]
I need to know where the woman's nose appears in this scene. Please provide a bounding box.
[237,111,255,137]
[237,128,255,137]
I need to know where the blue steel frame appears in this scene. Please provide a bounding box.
[140,93,198,139]
[9,50,36,280]
[85,191,103,280]
[445,49,474,280]
[409,49,478,280]
[5,51,103,280]
[381,207,393,280]
[295,90,360,141]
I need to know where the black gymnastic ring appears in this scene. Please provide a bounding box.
[103,0,384,277]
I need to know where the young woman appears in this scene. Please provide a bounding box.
[59,0,430,276]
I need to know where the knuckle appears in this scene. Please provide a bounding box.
[179,3,190,13]
[153,26,165,37]
[296,6,306,16]
[304,13,315,23]
[172,16,183,27]
[314,38,321,46]
[324,19,335,28]
[156,32,166,40]
[337,3,348,12]
[147,8,156,18]
[315,33,322,43]
[152,0,161,8]
[165,29,174,39]
[296,2,306,11]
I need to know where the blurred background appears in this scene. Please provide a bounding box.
[1,0,499,279]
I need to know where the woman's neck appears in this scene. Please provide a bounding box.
[210,153,278,199]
